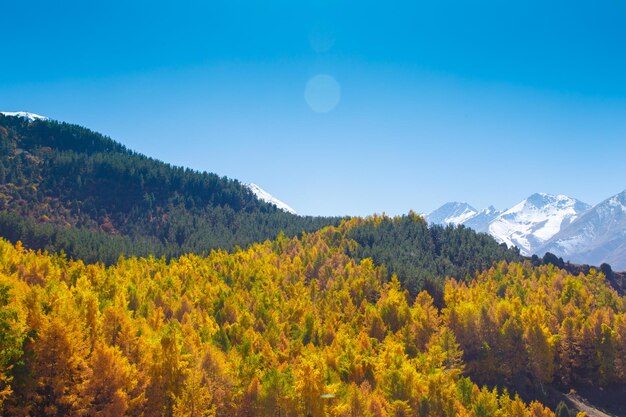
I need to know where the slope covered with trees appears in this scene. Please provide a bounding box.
[0,235,548,417]
[343,214,522,299]
[0,218,623,416]
[444,263,626,396]
[0,115,522,284]
[0,115,338,264]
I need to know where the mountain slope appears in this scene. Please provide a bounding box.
[538,190,626,270]
[0,113,337,263]
[246,183,296,214]
[488,193,591,255]
[0,113,524,283]
[462,205,502,233]
[427,194,592,257]
[426,202,477,225]
[0,111,48,122]
[0,224,623,416]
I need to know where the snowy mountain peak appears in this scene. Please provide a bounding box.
[488,193,590,255]
[606,189,626,211]
[427,202,477,226]
[523,193,586,210]
[426,191,624,269]
[1,111,48,122]
[246,183,297,215]
[480,206,498,215]
[539,189,626,270]
[462,206,503,233]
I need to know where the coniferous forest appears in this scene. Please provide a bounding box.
[0,115,339,264]
[1,115,625,417]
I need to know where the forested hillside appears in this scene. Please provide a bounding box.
[1,220,624,417]
[344,214,522,299]
[3,114,623,416]
[0,115,523,286]
[0,115,338,263]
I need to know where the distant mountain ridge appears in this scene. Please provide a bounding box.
[539,190,626,270]
[427,191,626,270]
[428,203,503,234]
[426,202,478,226]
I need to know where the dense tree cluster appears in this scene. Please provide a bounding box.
[0,115,338,263]
[343,214,522,299]
[1,222,621,416]
[444,262,626,394]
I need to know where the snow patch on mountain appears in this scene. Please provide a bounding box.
[487,193,590,255]
[1,111,48,122]
[246,183,297,215]
[538,190,626,270]
[427,203,502,233]
[426,202,477,226]
[427,193,591,257]
[463,206,503,233]
[427,191,625,269]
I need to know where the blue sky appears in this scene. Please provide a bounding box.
[2,0,625,216]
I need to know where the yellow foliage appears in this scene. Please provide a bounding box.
[3,233,622,416]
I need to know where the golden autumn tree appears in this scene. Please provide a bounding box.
[294,349,326,417]
[173,365,216,417]
[81,343,141,417]
[0,283,24,411]
[145,324,186,417]
[521,306,556,389]
[32,316,89,417]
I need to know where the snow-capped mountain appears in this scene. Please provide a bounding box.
[426,202,478,226]
[462,206,502,233]
[426,203,502,233]
[487,193,590,255]
[427,193,591,256]
[538,190,626,270]
[429,191,626,269]
[246,183,297,215]
[1,111,48,122]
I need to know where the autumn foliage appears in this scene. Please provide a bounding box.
[0,222,623,416]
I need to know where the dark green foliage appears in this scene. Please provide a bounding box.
[0,211,169,264]
[0,115,339,263]
[600,263,613,279]
[345,215,522,299]
[542,252,565,269]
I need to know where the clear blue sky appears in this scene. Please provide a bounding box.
[2,0,625,216]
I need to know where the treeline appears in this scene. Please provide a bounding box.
[0,115,338,263]
[0,209,333,266]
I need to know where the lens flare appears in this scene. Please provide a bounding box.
[304,74,341,113]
